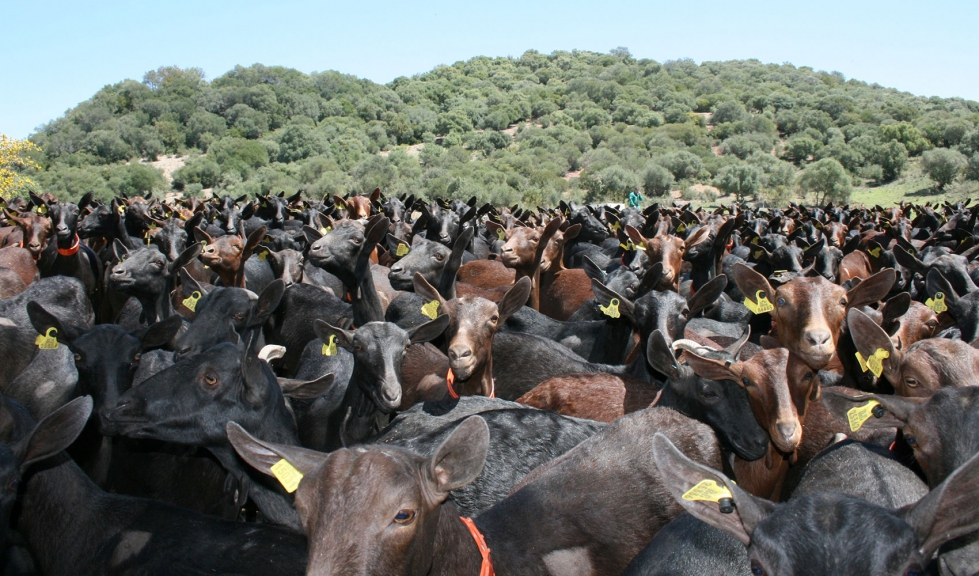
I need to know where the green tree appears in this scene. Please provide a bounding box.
[711,100,746,124]
[879,122,930,155]
[713,163,762,202]
[921,148,966,189]
[640,162,674,196]
[873,140,909,181]
[655,151,703,180]
[796,158,852,205]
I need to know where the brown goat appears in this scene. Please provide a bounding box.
[849,308,979,397]
[196,226,266,288]
[732,263,895,370]
[0,246,38,287]
[627,225,710,291]
[499,218,560,310]
[334,188,377,220]
[3,210,52,260]
[414,273,531,397]
[539,223,594,321]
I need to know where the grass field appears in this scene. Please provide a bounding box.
[843,159,976,208]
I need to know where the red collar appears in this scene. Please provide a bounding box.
[57,234,81,257]
[459,516,494,576]
[446,368,495,399]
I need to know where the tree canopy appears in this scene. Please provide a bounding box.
[19,52,979,205]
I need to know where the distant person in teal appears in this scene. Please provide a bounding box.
[628,189,643,208]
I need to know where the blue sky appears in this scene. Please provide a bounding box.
[3,0,978,138]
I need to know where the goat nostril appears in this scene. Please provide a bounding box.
[805,330,831,347]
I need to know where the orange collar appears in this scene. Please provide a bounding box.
[446,368,495,399]
[459,516,494,576]
[57,234,80,257]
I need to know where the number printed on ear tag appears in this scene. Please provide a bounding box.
[270,459,303,493]
[396,243,409,257]
[421,300,440,320]
[496,228,506,241]
[600,298,621,318]
[35,328,59,350]
[182,291,202,312]
[867,246,881,258]
[847,400,881,432]
[321,335,337,356]
[925,292,947,314]
[744,290,774,314]
[866,348,889,378]
[682,479,732,503]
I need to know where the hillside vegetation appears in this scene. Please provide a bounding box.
[20,49,979,206]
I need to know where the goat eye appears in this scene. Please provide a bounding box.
[750,560,766,576]
[434,253,445,261]
[905,378,918,388]
[905,436,917,447]
[393,509,416,525]
[73,353,82,363]
[490,316,499,324]
[203,374,218,387]
[133,353,141,362]
[839,297,848,306]
[7,479,20,493]
[804,372,813,380]
[776,298,786,306]
[234,313,245,320]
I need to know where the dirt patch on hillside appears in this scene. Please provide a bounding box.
[141,155,187,185]
[563,170,582,181]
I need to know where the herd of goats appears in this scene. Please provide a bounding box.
[0,186,976,575]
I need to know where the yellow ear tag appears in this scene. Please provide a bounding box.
[677,223,686,233]
[36,204,47,215]
[847,400,881,432]
[117,205,125,214]
[335,203,345,211]
[620,241,635,251]
[867,246,881,258]
[866,348,889,378]
[855,351,869,373]
[600,298,621,319]
[496,228,506,241]
[258,251,267,261]
[270,459,303,493]
[751,237,760,245]
[396,243,410,257]
[744,290,774,314]
[682,479,732,503]
[421,300,440,320]
[925,292,948,314]
[319,227,330,235]
[610,221,621,230]
[182,291,202,312]
[321,334,337,356]
[753,250,763,259]
[35,327,59,350]
[146,236,151,246]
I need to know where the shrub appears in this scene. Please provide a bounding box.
[921,148,967,189]
[640,162,675,196]
[713,163,762,202]
[796,158,852,205]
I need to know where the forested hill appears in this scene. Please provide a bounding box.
[25,49,979,206]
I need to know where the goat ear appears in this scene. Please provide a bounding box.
[438,226,474,300]
[193,226,213,246]
[802,237,826,261]
[386,234,410,258]
[313,320,355,350]
[139,315,183,349]
[819,389,920,430]
[590,279,636,324]
[498,277,532,323]
[168,242,203,278]
[78,191,94,211]
[277,372,335,400]
[925,269,959,306]
[732,263,775,312]
[227,422,328,483]
[563,223,581,241]
[412,272,446,307]
[112,238,130,262]
[687,274,727,317]
[302,225,323,244]
[903,450,979,559]
[581,255,606,283]
[178,268,206,299]
[408,314,450,344]
[879,292,911,325]
[638,261,665,294]
[846,268,896,309]
[646,330,680,379]
[652,433,773,546]
[683,226,711,250]
[684,351,741,383]
[369,188,381,203]
[625,224,646,247]
[14,396,92,474]
[245,225,267,253]
[26,301,73,344]
[428,416,489,493]
[249,280,285,328]
[893,247,928,276]
[847,308,901,383]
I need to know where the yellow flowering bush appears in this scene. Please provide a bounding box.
[0,135,41,198]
